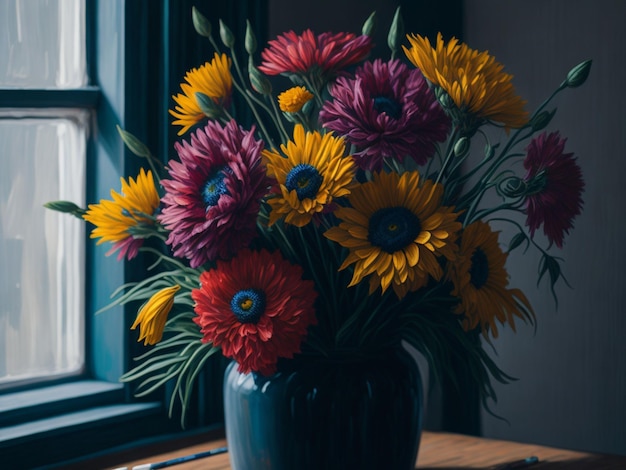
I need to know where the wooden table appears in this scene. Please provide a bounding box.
[77,430,626,469]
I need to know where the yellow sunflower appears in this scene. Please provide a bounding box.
[169,52,233,135]
[83,168,160,260]
[278,86,314,113]
[131,285,180,345]
[262,124,356,227]
[447,220,534,337]
[325,171,461,298]
[403,33,528,131]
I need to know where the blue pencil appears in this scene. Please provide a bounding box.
[131,445,229,470]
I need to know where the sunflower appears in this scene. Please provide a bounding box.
[278,86,314,113]
[192,249,318,376]
[523,131,584,248]
[447,221,533,337]
[324,171,461,298]
[263,124,356,227]
[169,52,233,136]
[83,168,160,260]
[403,33,528,132]
[131,285,181,345]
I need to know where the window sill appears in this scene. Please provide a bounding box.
[0,380,170,469]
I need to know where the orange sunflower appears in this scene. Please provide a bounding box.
[403,33,528,132]
[324,171,461,299]
[447,220,534,337]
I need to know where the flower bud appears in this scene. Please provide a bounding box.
[219,19,235,49]
[530,109,556,132]
[248,59,272,95]
[387,7,404,54]
[453,137,469,157]
[117,125,151,158]
[192,7,212,38]
[564,59,592,88]
[44,200,87,218]
[245,20,257,55]
[362,11,377,37]
[195,92,222,118]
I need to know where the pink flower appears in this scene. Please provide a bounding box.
[320,59,450,171]
[158,120,271,267]
[259,30,372,77]
[524,131,584,248]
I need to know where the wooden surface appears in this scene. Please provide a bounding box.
[86,431,626,469]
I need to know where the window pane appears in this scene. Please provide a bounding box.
[0,111,87,386]
[0,0,86,88]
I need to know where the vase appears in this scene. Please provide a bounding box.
[223,346,423,470]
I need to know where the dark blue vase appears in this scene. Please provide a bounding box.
[223,346,423,470]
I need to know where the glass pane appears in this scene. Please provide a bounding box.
[0,110,87,386]
[0,0,86,88]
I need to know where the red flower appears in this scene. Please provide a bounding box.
[524,131,584,248]
[192,249,318,376]
[258,30,372,77]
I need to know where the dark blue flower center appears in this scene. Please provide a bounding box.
[368,207,421,253]
[469,248,489,289]
[230,289,266,324]
[373,96,402,120]
[202,167,229,207]
[285,164,323,200]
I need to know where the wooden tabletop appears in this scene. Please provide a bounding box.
[83,430,626,470]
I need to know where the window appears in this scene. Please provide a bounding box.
[0,0,88,390]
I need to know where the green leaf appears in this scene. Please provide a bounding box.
[507,232,528,253]
[361,11,376,36]
[387,7,404,57]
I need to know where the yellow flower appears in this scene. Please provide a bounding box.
[447,221,534,337]
[403,33,528,130]
[83,168,160,259]
[263,124,356,227]
[131,285,181,345]
[278,86,314,113]
[325,171,461,298]
[169,53,233,135]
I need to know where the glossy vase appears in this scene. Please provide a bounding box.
[223,346,423,470]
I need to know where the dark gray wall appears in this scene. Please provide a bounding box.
[465,0,626,456]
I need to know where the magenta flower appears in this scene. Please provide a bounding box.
[258,30,372,78]
[319,59,450,171]
[524,131,584,248]
[158,120,271,267]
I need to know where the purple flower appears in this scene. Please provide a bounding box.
[524,131,584,248]
[159,120,271,267]
[319,59,450,171]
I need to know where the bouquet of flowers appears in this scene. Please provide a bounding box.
[46,7,589,423]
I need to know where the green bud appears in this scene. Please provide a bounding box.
[362,11,377,37]
[44,200,87,218]
[436,88,454,109]
[245,20,257,55]
[195,92,222,118]
[248,59,272,95]
[453,137,470,157]
[564,59,592,88]
[219,19,235,49]
[117,126,151,158]
[387,7,404,54]
[192,7,212,38]
[530,109,556,132]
